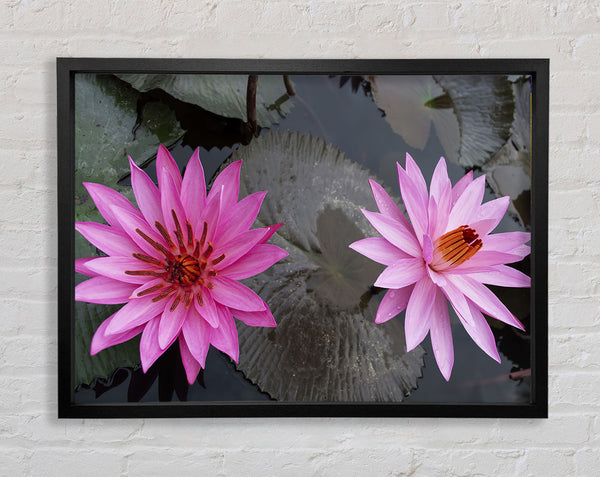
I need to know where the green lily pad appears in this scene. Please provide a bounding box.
[369,75,515,168]
[116,74,293,128]
[229,131,425,402]
[74,73,183,386]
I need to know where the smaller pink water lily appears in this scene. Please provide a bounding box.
[349,154,530,381]
[76,145,287,384]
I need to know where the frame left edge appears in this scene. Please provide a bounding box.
[57,58,76,418]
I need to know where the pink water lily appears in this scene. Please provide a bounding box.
[349,154,530,381]
[76,145,287,384]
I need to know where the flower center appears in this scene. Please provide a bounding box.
[431,225,482,271]
[169,254,201,286]
[124,209,226,311]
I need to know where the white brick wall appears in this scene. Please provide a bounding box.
[1,0,598,475]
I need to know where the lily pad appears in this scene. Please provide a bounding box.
[369,75,515,168]
[116,74,293,128]
[482,77,532,227]
[74,301,142,387]
[229,131,425,402]
[74,73,183,386]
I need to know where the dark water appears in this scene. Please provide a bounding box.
[75,74,530,404]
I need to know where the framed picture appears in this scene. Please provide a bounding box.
[58,58,548,418]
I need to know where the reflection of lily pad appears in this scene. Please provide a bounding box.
[369,75,514,167]
[482,77,531,227]
[228,131,425,402]
[116,74,293,128]
[74,73,182,385]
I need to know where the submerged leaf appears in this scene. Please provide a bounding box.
[116,74,294,128]
[482,77,532,227]
[369,75,460,159]
[369,75,515,167]
[227,131,425,402]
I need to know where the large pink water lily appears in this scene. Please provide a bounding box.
[349,154,530,381]
[76,145,288,384]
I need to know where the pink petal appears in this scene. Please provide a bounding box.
[374,258,426,289]
[483,232,531,254]
[451,170,473,205]
[105,296,166,335]
[447,175,486,231]
[179,335,203,384]
[220,244,288,280]
[422,234,434,264]
[439,278,475,327]
[397,163,428,245]
[452,250,526,271]
[368,179,409,226]
[129,156,164,228]
[404,278,436,351]
[90,313,144,355]
[361,209,421,257]
[75,222,138,257]
[467,265,531,288]
[209,277,267,312]
[217,190,267,238]
[181,148,206,216]
[207,160,241,210]
[404,153,429,210]
[375,286,413,324]
[83,182,140,231]
[196,185,222,245]
[349,237,410,266]
[430,287,454,381]
[426,196,439,239]
[475,196,510,235]
[156,144,182,193]
[260,223,284,244]
[210,304,239,362]
[430,157,452,223]
[111,205,167,260]
[76,276,137,304]
[140,316,163,372]
[211,228,270,270]
[459,300,501,363]
[130,278,165,299]
[231,302,277,327]
[158,294,189,350]
[182,307,211,366]
[446,275,526,331]
[195,288,220,328]
[75,257,100,277]
[84,256,160,284]
[160,172,189,246]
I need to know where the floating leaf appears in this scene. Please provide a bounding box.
[369,75,515,167]
[228,131,425,402]
[74,301,141,387]
[482,77,532,227]
[116,74,293,128]
[74,73,182,386]
[74,74,183,204]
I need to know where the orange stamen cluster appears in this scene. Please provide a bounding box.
[435,225,482,267]
[124,209,226,311]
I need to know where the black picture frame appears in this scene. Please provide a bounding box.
[57,58,548,418]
